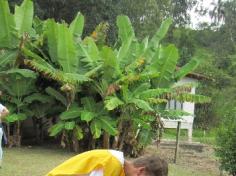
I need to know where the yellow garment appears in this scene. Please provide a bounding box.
[46,149,125,176]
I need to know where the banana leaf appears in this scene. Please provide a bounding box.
[0,0,18,48]
[45,87,67,107]
[152,44,179,87]
[64,121,75,130]
[90,119,102,139]
[98,116,117,136]
[0,69,37,97]
[175,57,200,81]
[5,113,27,123]
[105,96,124,111]
[80,110,95,122]
[69,12,84,38]
[14,0,34,36]
[116,15,135,63]
[45,20,78,73]
[59,108,81,120]
[49,121,65,136]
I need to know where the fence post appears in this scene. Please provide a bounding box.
[174,121,181,163]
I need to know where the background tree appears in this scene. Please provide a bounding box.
[191,0,236,130]
[9,0,197,43]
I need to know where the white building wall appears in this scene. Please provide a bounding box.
[162,77,197,141]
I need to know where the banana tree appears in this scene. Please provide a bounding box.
[0,69,37,146]
[92,15,210,155]
[0,0,211,153]
[21,12,106,111]
[20,14,104,150]
[49,97,117,151]
[23,91,61,144]
[104,84,159,154]
[20,11,119,151]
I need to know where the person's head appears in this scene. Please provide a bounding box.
[124,155,168,176]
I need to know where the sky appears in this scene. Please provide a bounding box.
[189,0,219,28]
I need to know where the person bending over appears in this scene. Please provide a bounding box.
[46,149,168,176]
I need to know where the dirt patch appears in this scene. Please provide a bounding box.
[144,142,226,176]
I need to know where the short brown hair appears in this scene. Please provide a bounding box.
[132,155,168,176]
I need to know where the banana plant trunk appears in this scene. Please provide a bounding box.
[16,121,21,147]
[72,132,79,153]
[90,138,96,150]
[112,120,123,149]
[32,117,40,144]
[102,132,110,149]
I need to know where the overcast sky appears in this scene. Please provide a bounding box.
[190,0,219,28]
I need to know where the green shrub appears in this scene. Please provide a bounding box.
[216,108,236,176]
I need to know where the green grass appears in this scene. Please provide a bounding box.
[0,147,219,176]
[169,164,217,176]
[0,147,74,176]
[162,128,216,145]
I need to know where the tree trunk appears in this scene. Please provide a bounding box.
[39,118,44,144]
[72,137,79,152]
[112,120,123,149]
[112,136,119,149]
[156,116,163,148]
[103,132,110,149]
[118,131,126,150]
[72,130,79,153]
[91,138,96,149]
[16,121,21,147]
[32,117,40,144]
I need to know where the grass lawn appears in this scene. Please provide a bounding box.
[162,128,216,145]
[169,164,216,176]
[1,147,74,176]
[1,146,220,176]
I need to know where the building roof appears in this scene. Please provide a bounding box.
[176,67,209,80]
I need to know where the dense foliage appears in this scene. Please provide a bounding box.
[186,0,236,130]
[163,1,236,174]
[216,109,236,176]
[0,0,210,155]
